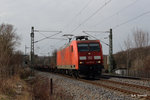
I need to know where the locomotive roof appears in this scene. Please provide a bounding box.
[68,39,100,46]
[58,39,100,51]
[76,40,100,43]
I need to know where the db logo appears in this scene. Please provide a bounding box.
[88,56,92,60]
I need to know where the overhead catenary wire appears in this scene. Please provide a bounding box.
[83,31,109,46]
[93,0,139,27]
[35,39,65,55]
[113,10,150,29]
[63,0,93,30]
[70,0,112,34]
[33,29,67,55]
[82,31,109,33]
[36,31,67,40]
[34,31,62,43]
[34,30,60,32]
[37,31,48,38]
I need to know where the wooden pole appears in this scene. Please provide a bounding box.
[49,78,53,100]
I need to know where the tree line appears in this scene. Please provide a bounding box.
[0,23,23,78]
[114,28,150,71]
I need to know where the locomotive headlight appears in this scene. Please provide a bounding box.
[79,61,84,64]
[97,61,101,63]
[79,56,86,60]
[94,56,101,60]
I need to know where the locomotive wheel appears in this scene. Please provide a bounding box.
[65,70,69,75]
[62,69,65,74]
[68,70,72,76]
[77,71,83,79]
[73,71,78,79]
[92,75,95,79]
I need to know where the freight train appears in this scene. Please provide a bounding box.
[34,36,104,78]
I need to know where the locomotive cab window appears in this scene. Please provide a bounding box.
[78,43,100,52]
[78,43,89,52]
[89,43,100,51]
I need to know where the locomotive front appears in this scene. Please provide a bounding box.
[77,40,104,78]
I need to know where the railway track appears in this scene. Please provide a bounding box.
[80,79,150,99]
[37,70,150,99]
[99,79,150,91]
[53,73,150,99]
[102,74,150,82]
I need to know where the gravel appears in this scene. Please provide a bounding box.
[94,80,150,96]
[107,77,150,88]
[37,72,139,100]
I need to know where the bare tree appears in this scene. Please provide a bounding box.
[132,28,149,48]
[124,35,132,50]
[123,35,132,73]
[0,24,20,77]
[131,28,150,70]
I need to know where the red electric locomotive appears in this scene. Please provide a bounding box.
[56,36,104,78]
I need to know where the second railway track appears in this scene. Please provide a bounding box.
[78,79,150,99]
[99,79,150,91]
[55,73,150,99]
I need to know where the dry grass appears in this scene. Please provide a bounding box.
[0,23,33,100]
[0,77,17,97]
[0,68,33,100]
[0,67,73,100]
[19,67,34,79]
[31,75,73,100]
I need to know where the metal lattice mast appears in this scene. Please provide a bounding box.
[30,27,34,66]
[109,28,113,73]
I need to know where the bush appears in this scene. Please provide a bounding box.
[31,75,73,100]
[0,77,18,97]
[20,68,33,79]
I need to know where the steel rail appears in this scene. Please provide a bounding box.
[51,73,150,99]
[100,79,150,91]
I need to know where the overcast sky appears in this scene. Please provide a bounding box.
[0,0,150,56]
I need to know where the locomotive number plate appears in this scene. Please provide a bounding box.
[88,56,92,60]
